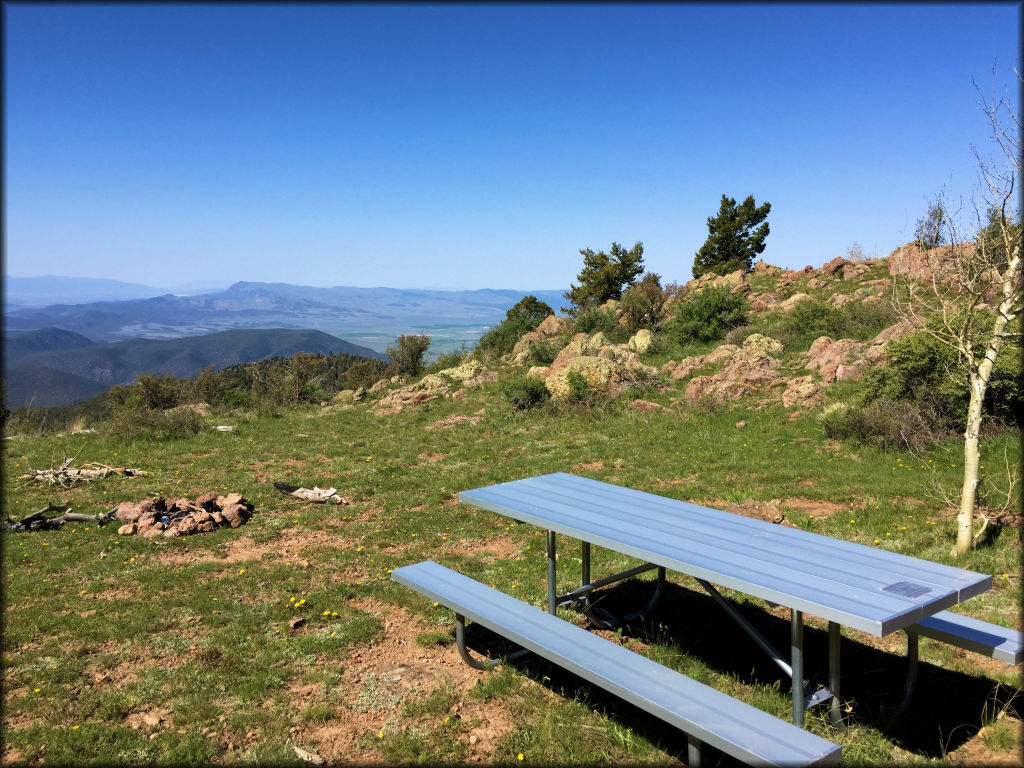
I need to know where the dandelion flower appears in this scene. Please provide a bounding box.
[377,731,384,739]
[517,753,524,761]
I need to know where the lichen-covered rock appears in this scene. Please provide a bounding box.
[740,334,784,360]
[117,523,137,536]
[536,314,572,336]
[436,360,484,382]
[527,366,549,379]
[333,389,357,404]
[353,387,366,402]
[368,378,390,396]
[628,329,654,354]
[779,293,812,312]
[782,376,822,407]
[545,356,620,399]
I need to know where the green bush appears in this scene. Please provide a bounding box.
[667,287,748,344]
[861,327,1021,430]
[107,405,205,440]
[387,334,432,376]
[423,350,467,374]
[499,374,551,412]
[619,272,667,331]
[566,371,595,405]
[477,296,554,358]
[573,306,618,335]
[528,339,558,366]
[732,297,898,351]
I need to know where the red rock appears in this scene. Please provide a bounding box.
[197,521,216,533]
[138,497,166,515]
[114,502,142,523]
[221,492,244,507]
[117,523,137,536]
[821,256,848,276]
[210,510,225,525]
[221,505,244,528]
[196,492,218,508]
[176,517,198,536]
[193,510,212,524]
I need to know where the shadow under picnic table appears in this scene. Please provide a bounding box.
[459,577,1020,761]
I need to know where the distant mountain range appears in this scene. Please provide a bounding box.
[4,281,569,353]
[5,275,229,308]
[4,327,384,408]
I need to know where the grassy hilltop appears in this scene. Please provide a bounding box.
[2,252,1021,765]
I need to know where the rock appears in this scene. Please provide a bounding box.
[436,360,484,382]
[368,379,390,396]
[627,329,654,354]
[114,502,142,523]
[741,334,784,360]
[141,525,164,539]
[807,277,827,289]
[545,356,620,399]
[584,332,608,354]
[353,387,367,402]
[752,261,781,275]
[221,504,247,528]
[117,523,137,536]
[805,337,864,383]
[536,314,572,336]
[197,521,216,533]
[138,497,166,516]
[176,517,198,536]
[210,510,225,525]
[289,617,305,630]
[196,492,218,508]
[828,292,857,307]
[887,241,971,283]
[333,389,357,404]
[778,293,812,312]
[735,421,746,428]
[162,526,180,538]
[782,376,822,408]
[527,366,549,378]
[820,256,848,277]
[725,499,797,528]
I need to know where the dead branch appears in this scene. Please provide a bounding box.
[4,505,118,532]
[19,460,148,488]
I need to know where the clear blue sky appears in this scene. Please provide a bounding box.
[4,3,1020,290]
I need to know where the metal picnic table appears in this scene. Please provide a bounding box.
[458,472,994,727]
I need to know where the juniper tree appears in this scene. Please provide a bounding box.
[562,241,645,314]
[693,195,771,278]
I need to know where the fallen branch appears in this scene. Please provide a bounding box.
[19,460,148,488]
[4,505,118,532]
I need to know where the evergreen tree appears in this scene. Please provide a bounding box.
[562,241,645,314]
[693,195,771,278]
[915,200,947,250]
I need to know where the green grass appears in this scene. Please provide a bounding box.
[3,367,1020,765]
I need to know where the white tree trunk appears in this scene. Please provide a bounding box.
[954,376,986,555]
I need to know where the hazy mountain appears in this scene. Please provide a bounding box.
[4,328,384,408]
[4,282,569,353]
[5,276,171,308]
[3,327,97,358]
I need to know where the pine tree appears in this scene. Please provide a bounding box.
[562,241,645,314]
[693,195,771,278]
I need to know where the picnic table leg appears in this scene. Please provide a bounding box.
[547,530,557,615]
[687,735,702,767]
[581,541,591,611]
[792,609,804,727]
[454,613,530,670]
[829,621,845,728]
[889,630,920,718]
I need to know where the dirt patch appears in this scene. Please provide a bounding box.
[417,453,450,463]
[948,717,1023,764]
[779,498,852,519]
[288,597,517,763]
[425,415,483,431]
[447,536,522,561]
[573,461,605,472]
[282,458,308,468]
[150,527,347,568]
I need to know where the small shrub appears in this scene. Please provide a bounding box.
[573,306,618,335]
[423,350,467,374]
[566,370,595,405]
[107,405,204,440]
[476,296,554,358]
[619,272,667,331]
[528,339,557,366]
[667,287,748,344]
[387,334,431,376]
[500,374,550,412]
[819,399,939,452]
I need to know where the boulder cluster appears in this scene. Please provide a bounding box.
[114,492,254,538]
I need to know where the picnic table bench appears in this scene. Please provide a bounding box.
[393,473,1019,764]
[394,560,842,767]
